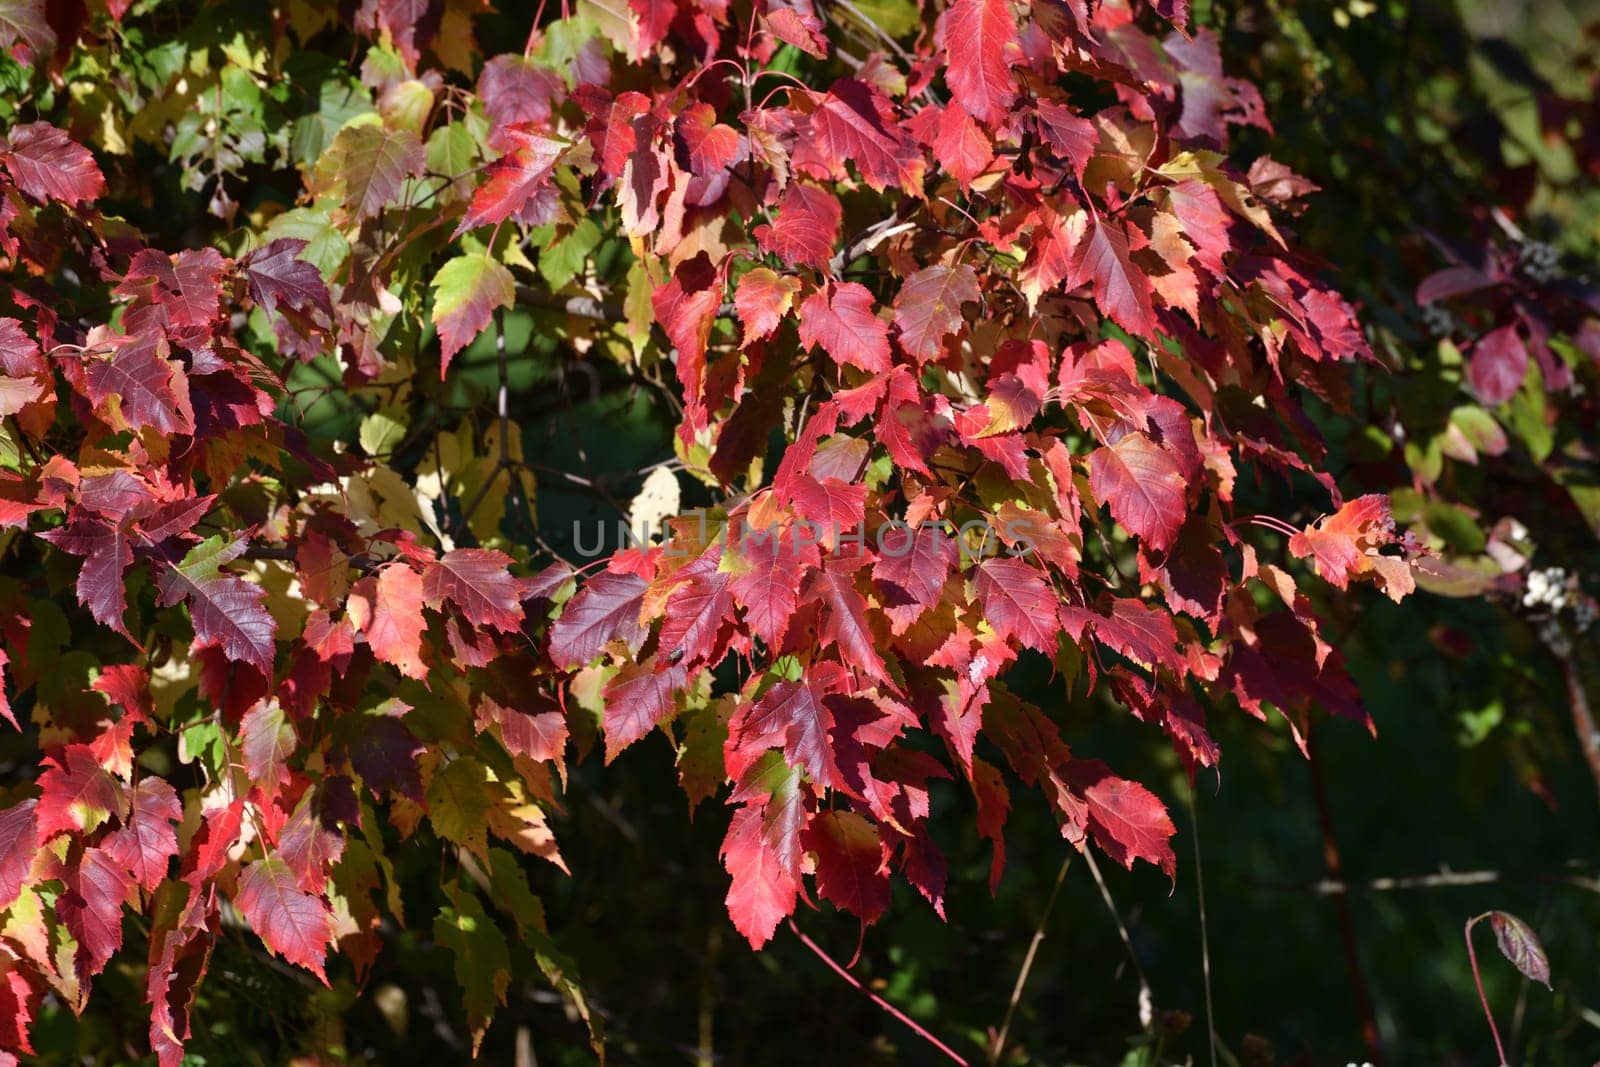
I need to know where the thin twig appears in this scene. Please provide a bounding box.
[787,920,969,1065]
[1465,913,1512,1066]
[1249,868,1600,896]
[515,285,624,322]
[1081,848,1154,1022]
[1308,732,1383,1063]
[1189,781,1217,1067]
[987,852,1072,1065]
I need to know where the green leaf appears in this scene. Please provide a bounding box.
[433,884,511,1056]
[431,253,515,373]
[359,406,407,459]
[426,755,506,865]
[539,219,602,291]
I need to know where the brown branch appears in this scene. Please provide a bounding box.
[515,284,624,322]
[1560,650,1600,807]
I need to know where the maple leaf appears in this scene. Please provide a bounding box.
[754,183,842,271]
[1166,180,1233,276]
[734,268,802,344]
[2,122,104,205]
[102,777,182,894]
[357,563,430,680]
[39,516,137,638]
[730,666,845,790]
[242,238,334,319]
[721,803,801,949]
[1067,761,1176,878]
[1070,211,1157,339]
[326,123,424,221]
[478,52,562,128]
[0,0,55,63]
[241,701,296,801]
[658,554,735,668]
[476,696,566,766]
[455,126,565,237]
[1467,325,1529,406]
[893,264,980,363]
[674,102,741,176]
[1288,494,1408,600]
[155,537,277,677]
[0,800,36,910]
[794,79,924,193]
[1088,432,1187,553]
[422,549,524,631]
[651,255,721,411]
[432,253,515,375]
[1033,102,1097,180]
[873,523,958,631]
[117,248,227,331]
[931,102,993,187]
[548,570,648,668]
[83,335,196,436]
[1090,598,1182,673]
[727,523,818,647]
[236,856,336,982]
[804,566,888,680]
[60,846,134,978]
[427,755,505,865]
[0,647,12,731]
[805,810,890,923]
[797,282,892,372]
[348,712,425,799]
[971,556,1062,653]
[602,658,689,761]
[37,744,125,839]
[763,7,828,56]
[434,884,512,1055]
[944,0,1018,124]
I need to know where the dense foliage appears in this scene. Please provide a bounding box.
[0,0,1594,1063]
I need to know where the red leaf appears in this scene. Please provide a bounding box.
[37,744,125,839]
[1487,910,1551,989]
[117,248,227,332]
[84,335,195,436]
[734,268,802,345]
[798,282,891,373]
[944,0,1018,124]
[38,516,136,638]
[971,556,1061,653]
[2,122,104,205]
[242,238,334,319]
[0,801,37,910]
[658,554,735,669]
[728,523,818,647]
[240,701,296,800]
[103,777,181,894]
[1166,180,1232,276]
[478,54,563,133]
[454,126,564,237]
[932,102,993,187]
[602,658,689,762]
[1467,325,1529,406]
[794,79,923,193]
[674,102,741,176]
[422,548,524,632]
[1033,102,1096,180]
[1088,432,1187,553]
[804,565,887,680]
[754,183,841,271]
[1068,761,1176,878]
[236,855,335,982]
[721,803,800,949]
[0,648,11,730]
[1070,211,1157,338]
[805,810,889,922]
[60,845,134,977]
[156,539,278,677]
[548,570,647,668]
[763,7,828,57]
[359,564,429,680]
[873,523,957,631]
[1091,598,1182,672]
[893,264,980,364]
[729,665,844,790]
[652,255,721,409]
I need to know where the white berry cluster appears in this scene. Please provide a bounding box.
[1522,566,1572,612]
